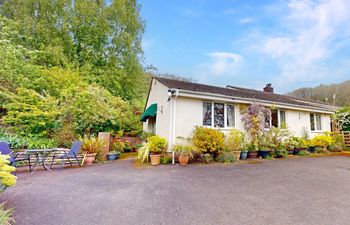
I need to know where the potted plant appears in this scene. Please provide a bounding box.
[81,136,103,165]
[174,144,194,166]
[226,129,245,160]
[247,142,258,158]
[240,141,249,160]
[148,135,167,166]
[123,141,132,153]
[107,151,121,160]
[259,143,272,159]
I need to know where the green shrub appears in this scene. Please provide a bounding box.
[274,150,288,158]
[192,126,224,154]
[147,136,167,154]
[328,143,343,152]
[226,129,245,151]
[111,141,125,152]
[0,203,14,225]
[298,150,310,156]
[161,156,172,164]
[0,132,58,150]
[0,155,16,190]
[311,135,333,148]
[202,153,213,164]
[216,152,236,163]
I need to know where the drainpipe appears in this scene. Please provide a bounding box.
[171,89,178,164]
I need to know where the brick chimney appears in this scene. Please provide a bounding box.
[263,83,274,93]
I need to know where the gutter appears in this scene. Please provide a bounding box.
[177,89,338,114]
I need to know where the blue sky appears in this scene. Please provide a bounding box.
[139,0,350,93]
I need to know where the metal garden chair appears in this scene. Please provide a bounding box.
[50,141,82,169]
[0,141,31,172]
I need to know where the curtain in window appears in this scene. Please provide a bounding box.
[203,102,212,126]
[226,105,235,127]
[316,114,322,130]
[310,113,315,131]
[279,110,286,128]
[214,103,224,128]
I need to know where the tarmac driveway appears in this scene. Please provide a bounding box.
[2,156,350,225]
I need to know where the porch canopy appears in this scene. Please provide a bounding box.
[140,103,157,122]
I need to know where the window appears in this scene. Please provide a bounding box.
[226,105,235,127]
[202,102,235,128]
[214,103,224,128]
[310,113,322,131]
[279,110,286,129]
[203,102,212,126]
[267,109,287,128]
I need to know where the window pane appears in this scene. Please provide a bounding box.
[271,109,278,127]
[279,110,286,129]
[203,102,212,126]
[316,114,322,130]
[214,103,225,128]
[227,105,235,127]
[310,113,315,131]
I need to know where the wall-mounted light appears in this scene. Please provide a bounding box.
[167,89,176,101]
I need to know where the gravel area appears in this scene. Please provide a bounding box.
[2,156,350,225]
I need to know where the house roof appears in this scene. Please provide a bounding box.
[154,77,336,112]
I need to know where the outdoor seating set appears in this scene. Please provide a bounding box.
[0,141,84,174]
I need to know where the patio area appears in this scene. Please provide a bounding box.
[2,156,350,225]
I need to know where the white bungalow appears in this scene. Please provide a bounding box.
[141,77,337,150]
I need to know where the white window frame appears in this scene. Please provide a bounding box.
[267,109,287,129]
[202,102,235,129]
[310,113,322,132]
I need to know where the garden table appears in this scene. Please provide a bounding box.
[25,149,59,174]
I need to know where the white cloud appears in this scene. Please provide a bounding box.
[258,0,350,84]
[206,52,242,76]
[238,17,257,24]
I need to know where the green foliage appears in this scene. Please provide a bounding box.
[226,129,245,151]
[3,88,60,137]
[192,126,225,154]
[111,141,125,152]
[202,153,213,164]
[328,143,343,152]
[0,203,14,225]
[147,136,167,153]
[137,143,150,164]
[288,80,350,107]
[173,144,195,158]
[0,132,58,149]
[274,150,288,158]
[216,152,236,163]
[0,155,16,190]
[140,131,155,142]
[337,107,350,131]
[160,156,172,164]
[311,135,333,148]
[81,136,103,160]
[0,0,148,141]
[298,150,310,156]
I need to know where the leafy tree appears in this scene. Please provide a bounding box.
[3,88,60,137]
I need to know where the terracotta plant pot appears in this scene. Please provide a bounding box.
[85,153,96,165]
[150,154,161,166]
[232,151,241,160]
[178,154,190,166]
[247,151,258,158]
